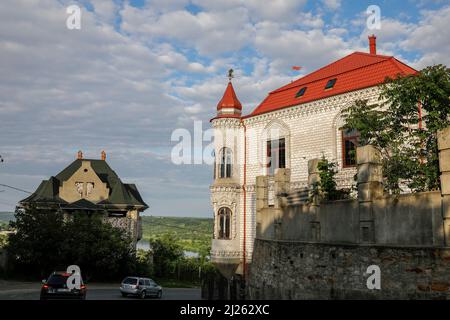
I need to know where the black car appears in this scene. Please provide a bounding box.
[40,271,87,300]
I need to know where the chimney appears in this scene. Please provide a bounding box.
[101,150,106,161]
[369,35,377,55]
[77,150,83,159]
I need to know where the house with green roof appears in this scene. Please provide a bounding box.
[19,151,148,246]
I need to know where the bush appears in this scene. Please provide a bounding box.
[134,249,153,277]
[316,156,350,201]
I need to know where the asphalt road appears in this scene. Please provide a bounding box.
[0,281,201,300]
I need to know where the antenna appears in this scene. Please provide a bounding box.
[228,68,234,81]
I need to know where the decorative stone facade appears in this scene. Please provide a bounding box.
[210,85,381,277]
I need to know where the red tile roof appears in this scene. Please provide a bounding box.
[246,52,417,117]
[217,81,242,111]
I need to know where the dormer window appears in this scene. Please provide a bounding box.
[295,87,307,98]
[325,78,337,89]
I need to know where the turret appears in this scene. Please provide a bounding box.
[210,69,245,280]
[215,69,242,119]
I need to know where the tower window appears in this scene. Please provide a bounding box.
[295,87,307,98]
[218,148,232,178]
[267,138,286,175]
[342,128,359,167]
[325,78,337,89]
[218,207,231,240]
[212,150,216,180]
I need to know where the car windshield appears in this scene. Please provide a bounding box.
[47,274,68,285]
[123,277,138,285]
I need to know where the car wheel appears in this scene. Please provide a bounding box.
[121,293,127,297]
[140,290,146,299]
[157,290,162,299]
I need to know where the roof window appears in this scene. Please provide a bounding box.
[325,78,337,89]
[295,87,307,98]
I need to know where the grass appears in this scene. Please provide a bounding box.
[154,278,200,288]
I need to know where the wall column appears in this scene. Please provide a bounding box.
[438,127,450,246]
[274,168,290,209]
[308,159,321,241]
[357,145,383,243]
[255,176,269,238]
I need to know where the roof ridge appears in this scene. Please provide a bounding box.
[270,53,394,95]
[389,56,419,74]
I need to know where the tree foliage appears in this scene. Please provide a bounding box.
[342,64,450,194]
[149,233,183,278]
[316,156,350,201]
[7,206,136,280]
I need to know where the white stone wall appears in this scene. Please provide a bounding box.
[211,86,382,270]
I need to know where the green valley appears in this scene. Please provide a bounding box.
[141,216,213,256]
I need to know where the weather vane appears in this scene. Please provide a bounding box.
[228,68,234,81]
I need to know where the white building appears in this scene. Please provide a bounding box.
[210,36,417,279]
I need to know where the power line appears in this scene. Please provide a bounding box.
[0,184,32,194]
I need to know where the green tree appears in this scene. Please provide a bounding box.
[7,207,136,280]
[135,249,153,277]
[0,233,8,248]
[7,206,66,278]
[150,233,183,278]
[342,64,450,194]
[62,211,135,281]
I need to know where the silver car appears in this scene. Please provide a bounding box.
[120,277,162,299]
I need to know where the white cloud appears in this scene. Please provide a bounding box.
[121,4,254,56]
[322,0,341,10]
[254,22,351,73]
[191,0,306,21]
[402,5,450,68]
[89,0,118,24]
[1,0,448,215]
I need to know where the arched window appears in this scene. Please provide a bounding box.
[218,148,232,178]
[342,128,360,167]
[217,207,232,239]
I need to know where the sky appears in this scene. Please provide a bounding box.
[0,0,449,217]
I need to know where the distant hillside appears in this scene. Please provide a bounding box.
[0,212,14,230]
[0,212,15,223]
[141,216,213,256]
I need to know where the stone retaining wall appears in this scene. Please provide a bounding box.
[248,239,450,300]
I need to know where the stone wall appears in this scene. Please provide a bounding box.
[248,240,450,299]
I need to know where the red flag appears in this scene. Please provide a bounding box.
[291,66,302,71]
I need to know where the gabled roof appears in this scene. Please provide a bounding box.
[246,52,417,117]
[20,159,148,210]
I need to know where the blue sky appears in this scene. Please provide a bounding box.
[0,0,449,216]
